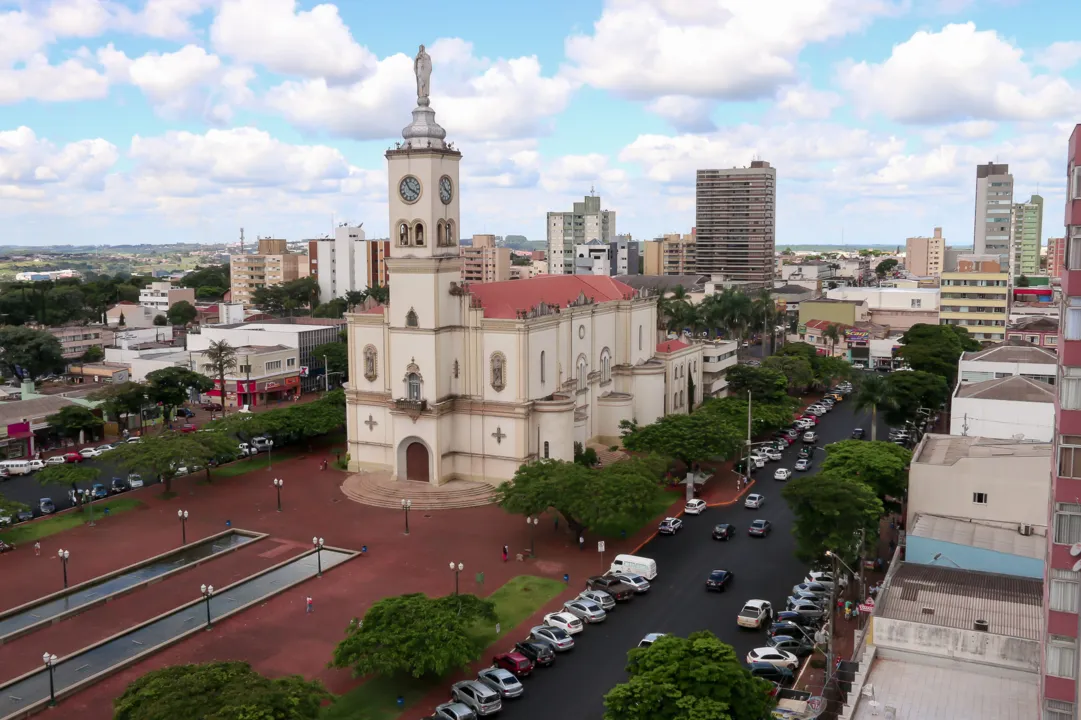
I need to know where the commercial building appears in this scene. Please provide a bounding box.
[573,240,611,276]
[546,193,616,275]
[1013,194,1045,280]
[939,255,1010,342]
[905,227,946,276]
[974,162,1014,262]
[229,237,301,306]
[695,162,776,283]
[138,282,195,312]
[700,340,739,397]
[192,344,301,408]
[1008,316,1059,350]
[14,270,79,282]
[65,362,131,384]
[461,234,510,283]
[105,302,159,328]
[779,260,836,283]
[1049,236,1066,278]
[825,286,939,331]
[46,324,116,360]
[796,298,869,329]
[310,224,391,304]
[958,340,1057,385]
[951,375,1055,442]
[610,235,638,276]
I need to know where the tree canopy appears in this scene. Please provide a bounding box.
[820,440,911,503]
[330,593,497,679]
[166,300,198,326]
[898,323,979,385]
[209,390,345,445]
[145,367,214,419]
[178,265,230,292]
[113,661,328,720]
[782,472,884,565]
[761,355,814,393]
[622,412,743,467]
[44,405,103,441]
[0,326,65,381]
[313,341,349,380]
[883,370,950,428]
[89,381,149,432]
[875,258,899,276]
[603,631,774,720]
[107,431,239,492]
[724,364,788,403]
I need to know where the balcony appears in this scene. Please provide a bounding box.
[394,398,427,414]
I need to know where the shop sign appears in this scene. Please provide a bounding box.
[265,382,282,390]
[844,329,870,342]
[284,376,300,387]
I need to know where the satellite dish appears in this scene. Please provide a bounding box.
[1071,542,1081,557]
[1073,559,1081,573]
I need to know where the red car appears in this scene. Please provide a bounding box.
[799,414,819,425]
[179,424,197,433]
[201,402,223,411]
[63,452,83,463]
[491,651,533,678]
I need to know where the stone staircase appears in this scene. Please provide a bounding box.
[340,472,497,510]
[588,443,627,467]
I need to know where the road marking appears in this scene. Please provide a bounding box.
[75,664,89,673]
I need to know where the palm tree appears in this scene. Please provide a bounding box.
[699,294,726,338]
[823,323,841,357]
[853,374,893,441]
[716,287,752,346]
[658,286,692,333]
[201,340,238,416]
[751,289,778,355]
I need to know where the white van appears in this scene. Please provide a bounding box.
[0,460,33,476]
[608,554,657,580]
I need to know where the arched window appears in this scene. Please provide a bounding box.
[673,392,678,409]
[600,348,611,383]
[414,222,425,246]
[540,351,546,384]
[398,222,409,246]
[407,373,421,400]
[543,441,550,459]
[577,355,587,392]
[437,221,445,246]
[447,220,456,245]
[406,309,418,327]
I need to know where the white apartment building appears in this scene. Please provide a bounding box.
[573,241,612,276]
[951,375,1055,442]
[547,193,616,275]
[138,281,196,312]
[957,342,1057,385]
[701,340,739,397]
[825,286,940,331]
[314,224,371,303]
[974,162,1014,262]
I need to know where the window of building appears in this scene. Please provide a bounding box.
[1051,569,1081,613]
[406,309,418,327]
[540,351,545,383]
[600,348,611,383]
[910,299,922,309]
[407,372,421,400]
[1047,636,1077,678]
[674,392,679,409]
[1060,436,1081,479]
[1065,298,1081,340]
[239,364,251,374]
[1068,235,1081,271]
[1062,367,1081,410]
[287,357,296,368]
[413,222,425,246]
[1054,503,1081,545]
[972,492,988,505]
[577,355,587,391]
[265,360,282,372]
[398,222,409,246]
[1046,700,1075,720]
[543,441,549,459]
[1073,166,1081,200]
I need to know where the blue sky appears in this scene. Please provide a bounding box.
[0,0,1079,248]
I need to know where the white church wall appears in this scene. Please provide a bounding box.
[348,400,393,471]
[597,393,633,444]
[388,266,439,330]
[482,329,519,403]
[525,323,559,400]
[630,305,655,365]
[348,321,388,394]
[633,368,666,425]
[435,328,464,400]
[536,405,574,462]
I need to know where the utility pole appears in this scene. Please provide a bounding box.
[858,527,866,603]
[827,553,837,686]
[745,390,752,487]
[962,413,969,436]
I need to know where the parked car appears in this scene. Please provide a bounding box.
[748,519,772,537]
[768,634,815,657]
[712,523,735,541]
[14,509,33,523]
[79,447,101,459]
[748,662,794,685]
[110,477,129,494]
[610,573,651,593]
[775,610,821,628]
[63,452,83,463]
[251,436,274,451]
[802,431,818,444]
[528,625,574,651]
[126,436,142,444]
[585,575,635,602]
[201,402,223,411]
[476,667,523,699]
[176,407,195,418]
[791,582,830,599]
[794,459,811,471]
[179,423,198,433]
[638,632,666,648]
[684,499,707,515]
[490,650,534,678]
[44,456,66,466]
[658,517,682,535]
[785,598,826,619]
[91,483,108,500]
[764,448,782,461]
[563,599,606,623]
[39,498,56,514]
[737,599,773,629]
[749,455,767,469]
[746,647,799,670]
[432,702,477,720]
[96,444,116,453]
[804,570,836,590]
[744,493,764,509]
[768,621,808,639]
[705,569,733,592]
[450,680,502,716]
[127,473,144,488]
[773,468,791,481]
[790,589,824,604]
[512,641,554,667]
[577,589,615,611]
[797,446,812,459]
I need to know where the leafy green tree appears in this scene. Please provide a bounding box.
[89,381,148,432]
[166,300,198,326]
[883,370,949,428]
[898,323,977,385]
[145,367,214,420]
[0,326,66,380]
[313,297,348,318]
[178,265,230,291]
[44,405,104,442]
[113,661,328,720]
[330,593,497,679]
[875,258,899,277]
[367,283,390,305]
[344,290,367,311]
[108,431,237,493]
[115,284,140,303]
[622,413,742,468]
[210,391,345,446]
[313,341,349,380]
[853,373,893,442]
[761,355,814,394]
[81,346,105,363]
[195,285,226,300]
[37,465,101,508]
[603,631,774,720]
[822,323,842,356]
[782,471,884,565]
[820,440,911,503]
[0,493,29,519]
[200,340,238,416]
[724,364,788,403]
[153,314,167,326]
[815,355,851,388]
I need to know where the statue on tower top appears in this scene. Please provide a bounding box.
[414,45,432,106]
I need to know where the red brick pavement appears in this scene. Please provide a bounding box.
[1,441,753,720]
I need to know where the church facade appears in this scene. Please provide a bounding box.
[343,52,703,486]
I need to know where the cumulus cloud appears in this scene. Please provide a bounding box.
[0,54,110,104]
[645,96,716,132]
[0,126,117,191]
[1035,41,1081,72]
[775,84,842,120]
[839,23,1081,123]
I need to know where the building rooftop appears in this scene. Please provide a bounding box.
[954,375,1055,403]
[201,344,291,355]
[962,340,1057,365]
[210,321,342,332]
[771,284,814,295]
[852,654,1038,720]
[468,275,637,320]
[913,434,1052,466]
[801,297,867,305]
[1007,315,1059,332]
[656,340,691,353]
[876,563,1042,639]
[615,275,709,293]
[0,395,82,426]
[910,514,1045,561]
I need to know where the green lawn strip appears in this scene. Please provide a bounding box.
[0,499,143,545]
[592,486,683,539]
[322,575,565,720]
[210,451,300,478]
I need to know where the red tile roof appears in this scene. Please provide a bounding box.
[804,319,853,332]
[467,275,636,319]
[656,339,691,353]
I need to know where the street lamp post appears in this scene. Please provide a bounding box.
[178,509,189,545]
[200,583,214,629]
[58,549,70,589]
[526,516,539,557]
[273,478,283,512]
[450,561,463,595]
[43,653,58,706]
[324,354,330,393]
[401,499,412,534]
[313,537,324,576]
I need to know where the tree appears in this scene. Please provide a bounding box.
[875,258,899,277]
[118,311,126,327]
[313,297,348,318]
[108,431,237,493]
[195,285,226,300]
[145,367,214,420]
[89,381,148,432]
[883,370,949,428]
[820,440,911,503]
[622,413,742,468]
[898,323,978,385]
[153,314,167,326]
[815,355,851,388]
[330,593,496,679]
[37,464,101,508]
[210,391,345,446]
[724,364,787,403]
[179,264,230,290]
[313,341,349,381]
[782,471,884,565]
[200,340,238,416]
[367,283,390,305]
[1017,275,1030,287]
[822,323,842,356]
[761,355,814,394]
[496,456,667,537]
[0,326,66,381]
[113,661,328,720]
[852,373,893,442]
[344,290,367,311]
[166,300,197,326]
[115,284,140,303]
[603,631,774,720]
[81,346,105,363]
[45,405,103,442]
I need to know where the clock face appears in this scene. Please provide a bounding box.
[399,175,421,203]
[439,176,453,205]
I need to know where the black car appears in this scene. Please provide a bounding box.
[775,610,820,627]
[748,662,794,685]
[705,569,733,592]
[768,634,815,657]
[14,509,34,523]
[176,408,195,418]
[110,477,129,494]
[514,640,555,667]
[851,428,865,439]
[712,523,734,541]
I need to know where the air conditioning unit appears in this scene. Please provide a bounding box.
[1019,523,1033,536]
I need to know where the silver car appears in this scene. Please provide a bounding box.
[578,589,615,611]
[434,702,477,720]
[612,573,650,593]
[529,625,574,651]
[477,667,523,699]
[451,680,502,716]
[790,589,824,604]
[563,599,607,623]
[791,582,830,599]
[786,597,826,619]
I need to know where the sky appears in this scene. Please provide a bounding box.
[0,0,1080,248]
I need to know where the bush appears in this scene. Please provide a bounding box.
[335,453,350,471]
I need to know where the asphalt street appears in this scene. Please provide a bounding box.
[1,452,132,513]
[488,397,889,720]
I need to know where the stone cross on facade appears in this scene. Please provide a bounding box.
[491,427,506,444]
[365,415,378,431]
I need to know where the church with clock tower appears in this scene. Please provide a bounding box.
[343,46,703,487]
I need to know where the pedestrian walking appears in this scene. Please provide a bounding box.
[33,542,40,557]
[502,545,509,563]
[578,535,585,551]
[306,596,313,613]
[554,516,559,531]
[844,604,852,621]
[853,605,861,622]
[889,539,896,553]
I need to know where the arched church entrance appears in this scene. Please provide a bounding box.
[405,441,430,482]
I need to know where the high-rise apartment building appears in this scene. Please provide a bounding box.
[695,161,776,282]
[643,231,697,276]
[1012,194,1044,279]
[546,193,616,274]
[461,234,510,283]
[905,227,946,276]
[1048,236,1066,278]
[939,255,1009,343]
[611,234,639,275]
[310,225,391,303]
[230,238,300,306]
[974,162,1014,262]
[1045,124,1081,720]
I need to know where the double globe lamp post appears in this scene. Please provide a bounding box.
[401,499,412,534]
[200,583,214,630]
[43,653,58,706]
[58,549,70,589]
[273,478,284,512]
[313,537,324,577]
[450,561,464,595]
[178,509,189,545]
[526,516,539,557]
